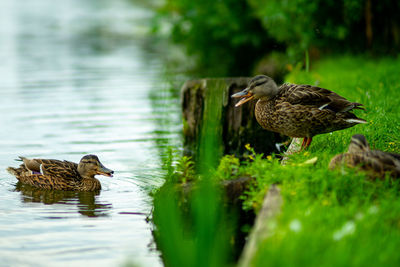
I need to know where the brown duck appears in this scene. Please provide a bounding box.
[7,154,114,191]
[232,75,366,149]
[329,134,400,178]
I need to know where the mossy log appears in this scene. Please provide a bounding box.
[238,184,283,267]
[238,139,298,265]
[181,77,283,160]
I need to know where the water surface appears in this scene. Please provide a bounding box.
[0,0,180,266]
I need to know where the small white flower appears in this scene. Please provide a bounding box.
[355,212,364,221]
[368,205,379,214]
[289,219,302,232]
[333,221,355,241]
[304,208,312,216]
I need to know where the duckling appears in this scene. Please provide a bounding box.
[232,75,366,149]
[329,134,400,178]
[7,154,114,191]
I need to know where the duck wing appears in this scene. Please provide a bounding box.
[387,152,400,161]
[30,159,80,181]
[279,83,364,113]
[351,151,400,178]
[369,150,400,169]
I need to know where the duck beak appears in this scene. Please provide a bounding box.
[97,163,114,177]
[231,87,255,107]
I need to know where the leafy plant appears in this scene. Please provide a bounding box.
[176,155,195,183]
[214,155,241,180]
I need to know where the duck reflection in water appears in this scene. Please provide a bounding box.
[14,183,112,217]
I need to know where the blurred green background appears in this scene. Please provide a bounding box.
[152,0,400,77]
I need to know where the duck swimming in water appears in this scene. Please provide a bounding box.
[7,154,113,191]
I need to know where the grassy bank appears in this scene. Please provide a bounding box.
[237,56,400,266]
[152,56,400,266]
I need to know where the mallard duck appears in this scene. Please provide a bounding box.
[232,75,366,149]
[329,134,400,178]
[7,154,114,191]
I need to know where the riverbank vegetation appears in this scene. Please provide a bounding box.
[242,56,400,266]
[241,56,400,210]
[149,0,400,265]
[152,56,400,266]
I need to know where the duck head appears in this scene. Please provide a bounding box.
[348,134,370,153]
[77,154,114,179]
[231,75,279,107]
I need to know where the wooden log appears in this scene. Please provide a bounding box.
[181,78,283,161]
[237,138,303,265]
[238,184,283,267]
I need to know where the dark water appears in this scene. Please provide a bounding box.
[0,0,180,266]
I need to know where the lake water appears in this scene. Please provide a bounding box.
[0,0,180,266]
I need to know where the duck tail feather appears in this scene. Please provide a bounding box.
[353,102,365,110]
[15,156,27,162]
[6,167,18,175]
[345,118,367,124]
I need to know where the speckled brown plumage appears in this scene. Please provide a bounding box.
[7,155,113,191]
[232,75,366,149]
[329,134,400,178]
[255,85,363,138]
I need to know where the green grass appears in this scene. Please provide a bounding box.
[234,56,400,266]
[153,56,400,267]
[286,56,400,153]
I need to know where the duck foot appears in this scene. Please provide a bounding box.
[301,137,313,150]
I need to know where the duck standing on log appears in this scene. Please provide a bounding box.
[329,134,400,178]
[7,154,114,191]
[232,75,366,149]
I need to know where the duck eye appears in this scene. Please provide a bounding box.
[253,81,265,87]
